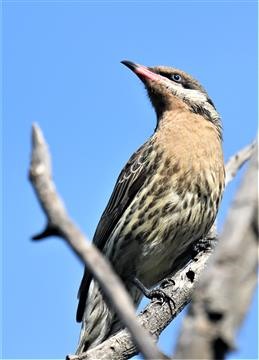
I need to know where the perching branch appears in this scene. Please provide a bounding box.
[29,124,167,360]
[173,143,258,359]
[64,141,256,360]
[77,230,217,360]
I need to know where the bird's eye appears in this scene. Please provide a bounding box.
[172,74,182,82]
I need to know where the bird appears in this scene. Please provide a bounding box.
[75,60,225,354]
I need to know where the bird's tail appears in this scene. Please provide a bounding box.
[76,278,142,354]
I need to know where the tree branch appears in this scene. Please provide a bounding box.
[79,230,216,360]
[29,124,167,360]
[173,143,258,359]
[225,141,256,186]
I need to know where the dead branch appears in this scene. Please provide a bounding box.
[29,124,167,360]
[79,230,216,360]
[173,143,258,359]
[225,141,256,186]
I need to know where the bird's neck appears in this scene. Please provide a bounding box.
[155,106,223,175]
[156,96,222,141]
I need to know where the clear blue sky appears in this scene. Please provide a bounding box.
[2,1,258,359]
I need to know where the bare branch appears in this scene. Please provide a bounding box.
[29,124,167,360]
[173,143,258,359]
[77,232,216,360]
[225,141,256,186]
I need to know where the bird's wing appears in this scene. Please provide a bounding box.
[93,142,152,250]
[76,140,153,322]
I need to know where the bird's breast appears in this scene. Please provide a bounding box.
[104,115,225,287]
[106,150,224,287]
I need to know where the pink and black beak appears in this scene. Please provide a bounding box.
[121,60,169,119]
[121,60,161,83]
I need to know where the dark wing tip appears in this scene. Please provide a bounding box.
[76,270,93,322]
[76,299,85,322]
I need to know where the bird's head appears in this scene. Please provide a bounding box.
[121,60,221,135]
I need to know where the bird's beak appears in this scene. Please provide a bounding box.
[121,60,160,82]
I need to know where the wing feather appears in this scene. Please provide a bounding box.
[76,140,153,322]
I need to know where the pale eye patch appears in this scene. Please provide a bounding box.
[167,82,207,104]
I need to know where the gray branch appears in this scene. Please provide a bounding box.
[29,124,167,360]
[225,141,256,186]
[173,143,258,359]
[80,232,216,360]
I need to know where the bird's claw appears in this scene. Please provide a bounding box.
[160,278,175,289]
[133,277,175,307]
[192,239,211,256]
[147,288,175,308]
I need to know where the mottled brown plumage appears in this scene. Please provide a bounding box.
[76,61,225,354]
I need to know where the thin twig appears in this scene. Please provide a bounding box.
[225,141,256,186]
[29,124,167,360]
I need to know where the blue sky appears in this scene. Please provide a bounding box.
[2,1,258,359]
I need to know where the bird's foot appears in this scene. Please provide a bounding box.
[191,239,211,257]
[133,277,175,307]
[160,277,175,289]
